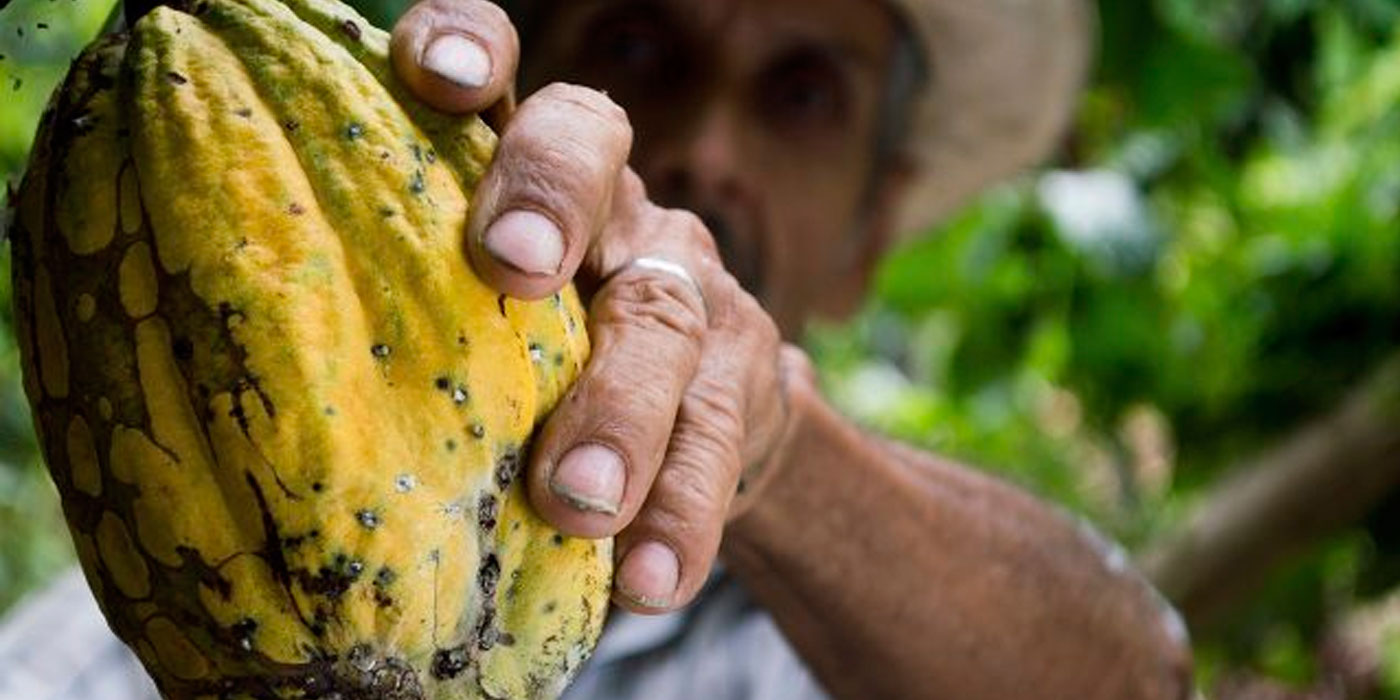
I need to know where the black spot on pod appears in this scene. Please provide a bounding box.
[372,565,398,609]
[231,617,258,652]
[431,646,469,679]
[288,202,305,215]
[283,119,300,132]
[311,481,325,493]
[374,566,396,588]
[11,78,21,91]
[234,107,252,118]
[166,71,188,85]
[494,449,521,490]
[551,533,564,547]
[37,22,49,29]
[339,18,362,40]
[479,554,500,595]
[371,343,391,359]
[355,509,380,530]
[477,495,498,531]
[434,376,451,391]
[346,122,365,140]
[408,170,426,194]
[476,606,498,651]
[172,336,194,361]
[470,423,486,440]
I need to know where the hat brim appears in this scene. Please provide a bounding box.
[887,0,1093,236]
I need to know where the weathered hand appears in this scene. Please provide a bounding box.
[392,0,802,613]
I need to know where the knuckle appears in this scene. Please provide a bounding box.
[744,292,781,346]
[666,208,720,260]
[596,271,708,344]
[535,83,633,147]
[684,379,747,444]
[500,138,594,207]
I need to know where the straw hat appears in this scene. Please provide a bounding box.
[888,0,1093,234]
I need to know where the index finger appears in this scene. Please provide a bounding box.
[390,0,519,114]
[465,83,634,300]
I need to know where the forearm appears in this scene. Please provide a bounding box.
[723,380,1194,700]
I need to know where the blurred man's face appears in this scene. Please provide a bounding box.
[519,0,903,334]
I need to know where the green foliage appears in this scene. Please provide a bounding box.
[0,0,119,198]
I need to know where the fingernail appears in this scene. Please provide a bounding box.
[484,210,565,277]
[617,541,680,609]
[422,34,492,89]
[551,444,625,515]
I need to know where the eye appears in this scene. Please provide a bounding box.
[760,54,850,129]
[596,17,670,78]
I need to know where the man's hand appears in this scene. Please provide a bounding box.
[392,0,800,614]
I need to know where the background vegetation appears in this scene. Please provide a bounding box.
[2,0,1399,696]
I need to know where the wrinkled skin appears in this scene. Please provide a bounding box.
[389,1,1198,698]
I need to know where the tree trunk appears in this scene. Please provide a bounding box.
[1140,358,1400,629]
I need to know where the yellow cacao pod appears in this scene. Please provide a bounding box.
[8,0,611,697]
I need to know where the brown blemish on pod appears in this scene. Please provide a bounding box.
[338,19,362,41]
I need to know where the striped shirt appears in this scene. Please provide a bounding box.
[0,567,829,700]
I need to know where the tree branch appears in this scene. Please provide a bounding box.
[1139,357,1400,629]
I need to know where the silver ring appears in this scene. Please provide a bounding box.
[628,256,706,307]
